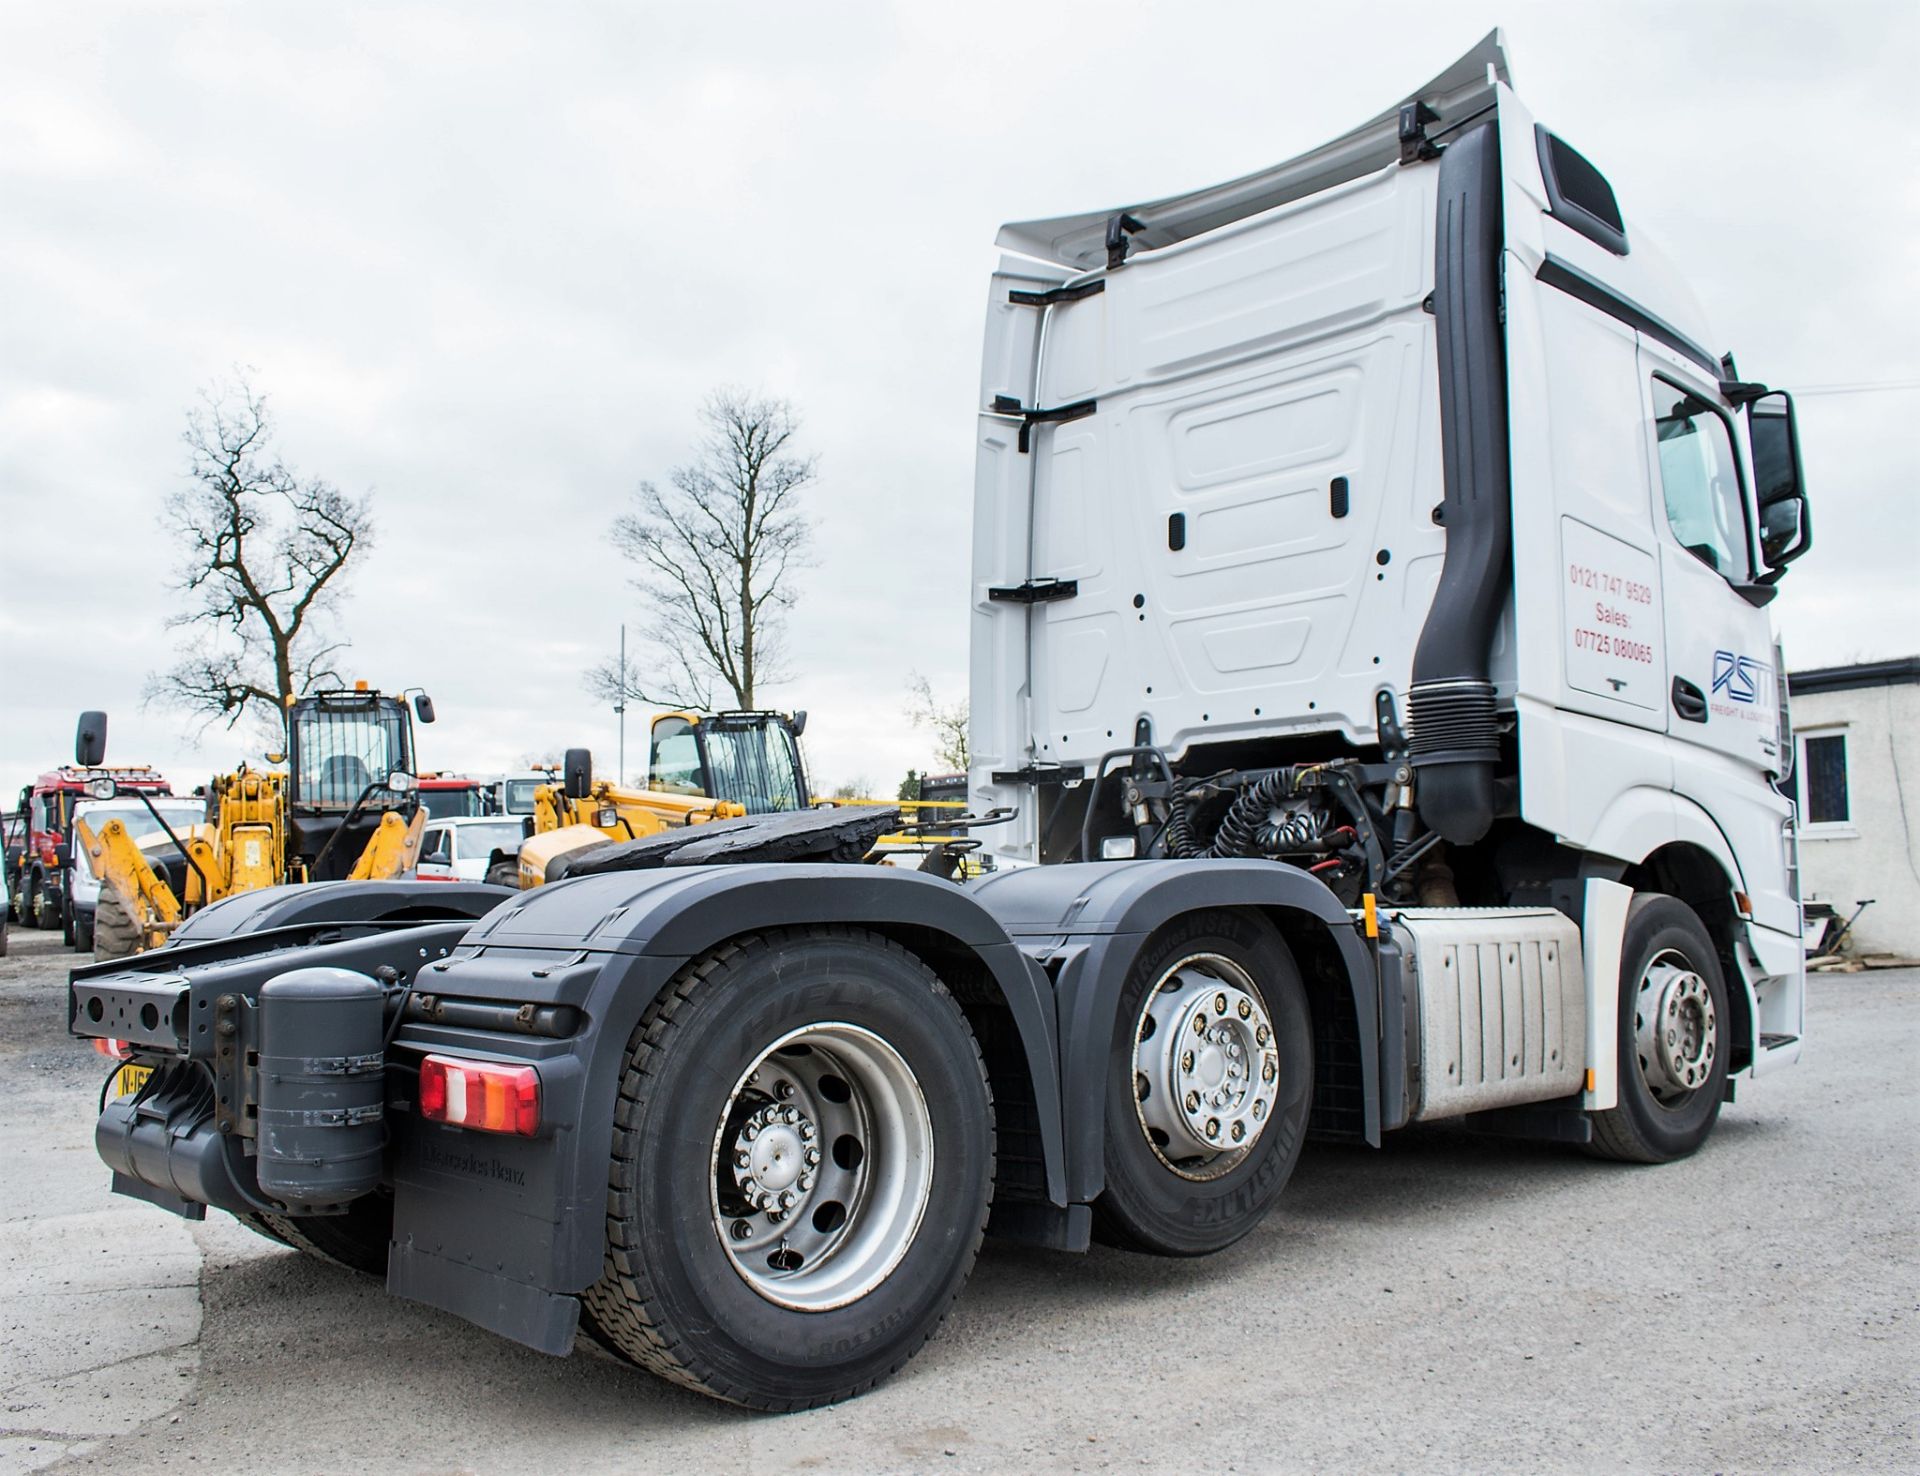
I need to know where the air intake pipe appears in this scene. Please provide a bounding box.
[1409,121,1511,846]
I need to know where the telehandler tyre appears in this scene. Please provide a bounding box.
[1587,893,1730,1164]
[91,889,144,960]
[1092,908,1313,1257]
[582,926,993,1410]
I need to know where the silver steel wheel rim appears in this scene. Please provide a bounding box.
[1130,953,1280,1182]
[1633,950,1718,1104]
[709,1022,933,1312]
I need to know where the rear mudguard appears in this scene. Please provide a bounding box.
[168,878,515,941]
[971,860,1385,1202]
[384,864,1064,1351]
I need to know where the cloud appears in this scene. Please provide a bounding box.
[3,1,1914,803]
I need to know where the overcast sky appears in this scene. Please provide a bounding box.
[4,1,1916,805]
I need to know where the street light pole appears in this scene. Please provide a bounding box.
[615,623,626,785]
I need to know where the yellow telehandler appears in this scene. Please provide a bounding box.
[74,687,436,955]
[507,709,974,886]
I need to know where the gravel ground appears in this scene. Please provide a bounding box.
[1,925,1914,1474]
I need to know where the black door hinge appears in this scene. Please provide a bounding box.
[1398,101,1444,165]
[991,394,1098,452]
[1106,211,1146,270]
[1008,279,1106,308]
[988,577,1079,605]
[990,764,1087,786]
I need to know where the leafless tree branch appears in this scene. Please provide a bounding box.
[149,371,373,739]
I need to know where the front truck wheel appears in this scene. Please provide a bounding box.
[1587,894,1730,1164]
[581,927,993,1410]
[1094,908,1314,1257]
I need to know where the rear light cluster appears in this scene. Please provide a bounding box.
[92,1037,133,1061]
[418,1054,540,1137]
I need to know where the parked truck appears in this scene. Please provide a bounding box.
[68,34,1811,1412]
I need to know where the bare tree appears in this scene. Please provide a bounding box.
[589,389,815,711]
[148,373,373,741]
[907,671,970,772]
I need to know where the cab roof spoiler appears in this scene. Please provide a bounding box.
[995,30,1512,272]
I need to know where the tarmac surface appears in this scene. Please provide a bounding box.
[1,925,1914,1473]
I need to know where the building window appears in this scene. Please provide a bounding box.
[1799,731,1850,829]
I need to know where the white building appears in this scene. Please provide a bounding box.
[1786,657,1920,960]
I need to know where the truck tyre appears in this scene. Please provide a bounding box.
[74,909,95,953]
[238,1194,394,1277]
[581,927,993,1410]
[92,889,144,960]
[29,876,55,930]
[1587,894,1730,1164]
[1092,908,1313,1257]
[485,861,519,889]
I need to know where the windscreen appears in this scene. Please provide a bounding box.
[295,699,410,809]
[75,802,204,850]
[420,786,483,820]
[502,779,541,814]
[702,722,805,813]
[451,820,526,860]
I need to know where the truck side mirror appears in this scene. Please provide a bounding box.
[413,694,437,724]
[1750,391,1811,576]
[790,709,808,737]
[563,748,593,801]
[75,711,108,767]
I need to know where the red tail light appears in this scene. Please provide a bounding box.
[417,1055,540,1136]
[93,1037,133,1061]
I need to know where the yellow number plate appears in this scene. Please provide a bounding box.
[113,1063,153,1098]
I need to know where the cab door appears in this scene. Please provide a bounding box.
[1637,342,1780,773]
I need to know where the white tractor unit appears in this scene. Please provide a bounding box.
[69,34,1810,1411]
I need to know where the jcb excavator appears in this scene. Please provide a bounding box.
[509,709,976,886]
[75,687,437,955]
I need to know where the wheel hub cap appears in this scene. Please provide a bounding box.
[710,1022,933,1312]
[1132,956,1279,1180]
[1635,954,1718,1102]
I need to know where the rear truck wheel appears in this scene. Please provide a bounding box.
[485,861,520,889]
[1093,909,1313,1257]
[61,893,75,947]
[1587,894,1731,1164]
[92,888,144,960]
[237,1193,394,1276]
[581,927,993,1410]
[73,908,95,953]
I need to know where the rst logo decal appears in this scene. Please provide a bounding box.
[1712,650,1766,705]
[1709,650,1773,725]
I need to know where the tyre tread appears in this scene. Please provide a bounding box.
[580,925,993,1411]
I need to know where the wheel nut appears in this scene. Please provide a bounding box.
[1205,1118,1220,1138]
[1231,1121,1245,1142]
[1256,1025,1271,1046]
[1181,1050,1195,1072]
[799,1174,814,1191]
[1193,1015,1208,1036]
[730,1220,754,1241]
[1237,999,1251,1019]
[799,1120,816,1140]
[735,1150,751,1169]
[1262,1060,1277,1082]
[774,1080,794,1100]
[1214,993,1228,1015]
[779,1191,795,1210]
[1185,1091,1201,1113]
[1253,1099,1267,1119]
[804,1146,820,1165]
[743,1125,758,1142]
